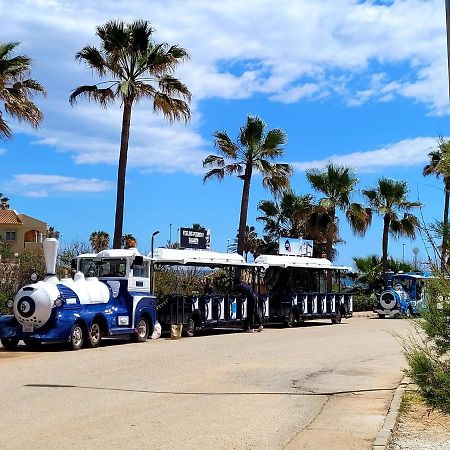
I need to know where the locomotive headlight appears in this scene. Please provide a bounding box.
[30,272,38,282]
[54,298,63,307]
[7,300,13,308]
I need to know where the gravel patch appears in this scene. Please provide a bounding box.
[388,391,450,450]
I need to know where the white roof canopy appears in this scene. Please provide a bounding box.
[254,254,351,271]
[152,248,250,267]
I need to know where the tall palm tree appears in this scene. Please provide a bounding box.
[257,191,329,246]
[306,163,372,262]
[203,115,293,256]
[0,42,46,139]
[362,178,421,274]
[90,231,110,253]
[0,193,9,209]
[423,137,450,267]
[70,20,191,249]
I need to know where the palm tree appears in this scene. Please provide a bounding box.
[306,163,372,262]
[90,231,110,253]
[122,234,136,249]
[257,191,329,245]
[70,20,191,249]
[0,193,9,209]
[0,42,46,139]
[242,225,259,262]
[423,137,450,267]
[203,115,293,256]
[362,178,421,274]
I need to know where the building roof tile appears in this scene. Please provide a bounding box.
[0,210,22,225]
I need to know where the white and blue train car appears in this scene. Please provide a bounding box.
[0,238,159,350]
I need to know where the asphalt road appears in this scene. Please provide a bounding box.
[0,317,412,449]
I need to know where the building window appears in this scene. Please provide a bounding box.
[5,231,16,241]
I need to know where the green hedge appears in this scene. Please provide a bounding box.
[352,294,375,312]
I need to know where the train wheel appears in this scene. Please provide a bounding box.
[88,321,102,348]
[185,318,196,337]
[331,310,342,324]
[1,338,19,350]
[134,317,149,343]
[23,338,42,350]
[69,323,84,350]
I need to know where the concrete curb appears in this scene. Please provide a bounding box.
[352,311,377,318]
[373,378,407,449]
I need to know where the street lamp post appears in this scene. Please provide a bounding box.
[169,223,172,246]
[402,244,405,263]
[150,230,160,294]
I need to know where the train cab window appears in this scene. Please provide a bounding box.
[132,262,149,278]
[79,258,96,277]
[97,259,127,278]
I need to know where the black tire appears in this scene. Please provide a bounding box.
[87,321,102,348]
[23,338,42,350]
[1,338,19,350]
[185,318,196,337]
[331,310,342,324]
[133,317,149,343]
[69,322,84,350]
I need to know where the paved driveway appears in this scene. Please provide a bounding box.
[0,317,412,449]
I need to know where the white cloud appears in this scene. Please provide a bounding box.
[292,137,438,173]
[11,174,114,196]
[0,0,447,175]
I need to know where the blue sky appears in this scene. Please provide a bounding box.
[0,0,448,267]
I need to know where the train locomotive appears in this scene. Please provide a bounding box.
[0,238,159,350]
[374,272,430,318]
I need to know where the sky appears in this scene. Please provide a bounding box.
[0,0,449,267]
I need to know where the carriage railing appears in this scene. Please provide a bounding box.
[157,292,353,326]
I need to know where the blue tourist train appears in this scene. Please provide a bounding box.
[0,238,159,350]
[374,271,432,318]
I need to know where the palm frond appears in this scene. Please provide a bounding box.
[213,131,239,159]
[69,85,116,106]
[239,115,265,149]
[158,75,191,101]
[202,154,224,168]
[75,46,108,77]
[152,93,190,123]
[346,202,372,236]
[203,168,225,183]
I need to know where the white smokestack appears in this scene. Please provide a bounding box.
[43,238,58,275]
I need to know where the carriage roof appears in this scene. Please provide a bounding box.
[254,254,351,271]
[152,248,252,267]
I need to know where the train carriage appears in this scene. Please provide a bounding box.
[152,248,260,336]
[255,254,353,326]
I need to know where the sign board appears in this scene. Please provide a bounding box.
[278,238,313,257]
[180,227,211,250]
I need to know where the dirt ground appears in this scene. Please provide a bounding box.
[389,390,450,450]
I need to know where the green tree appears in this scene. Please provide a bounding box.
[353,254,414,292]
[203,115,293,256]
[306,163,372,263]
[90,231,110,253]
[0,193,9,209]
[0,42,46,139]
[423,137,450,268]
[362,178,421,274]
[70,20,191,249]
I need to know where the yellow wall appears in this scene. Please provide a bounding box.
[0,213,47,254]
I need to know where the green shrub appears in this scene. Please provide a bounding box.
[404,273,450,412]
[352,294,375,312]
[0,291,10,315]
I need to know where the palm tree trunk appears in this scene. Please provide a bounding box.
[237,164,252,256]
[382,215,390,274]
[113,97,133,249]
[441,181,450,269]
[325,208,335,291]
